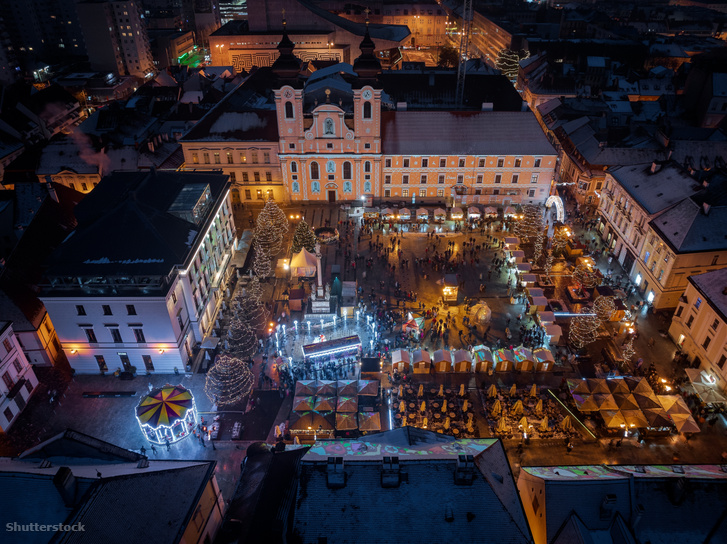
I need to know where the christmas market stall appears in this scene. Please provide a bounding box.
[289,410,335,441]
[453,350,473,372]
[392,349,410,373]
[135,385,197,445]
[359,411,381,432]
[533,348,555,371]
[412,349,432,373]
[514,347,534,371]
[450,207,464,220]
[467,206,481,220]
[484,206,498,218]
[433,208,447,222]
[433,349,453,372]
[381,208,395,220]
[290,248,317,278]
[398,208,411,221]
[473,345,494,372]
[416,208,429,222]
[494,349,515,372]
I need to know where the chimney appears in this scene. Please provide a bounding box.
[454,454,475,485]
[702,202,711,216]
[326,457,345,489]
[650,161,662,174]
[45,177,59,202]
[53,467,77,507]
[600,494,617,520]
[481,102,493,111]
[381,456,401,488]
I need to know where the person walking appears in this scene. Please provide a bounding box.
[150,443,157,455]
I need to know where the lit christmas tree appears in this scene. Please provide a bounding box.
[533,229,545,264]
[204,354,255,407]
[291,219,317,254]
[569,308,600,350]
[258,199,289,238]
[514,205,543,242]
[227,317,258,359]
[552,228,570,256]
[496,49,530,81]
[237,291,270,330]
[544,250,554,279]
[573,262,602,290]
[255,215,282,256]
[253,246,273,278]
[594,295,616,323]
[621,336,636,366]
[243,275,263,302]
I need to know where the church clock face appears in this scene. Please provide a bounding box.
[362,89,372,100]
[283,89,293,98]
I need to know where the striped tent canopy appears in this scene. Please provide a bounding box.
[136,385,194,428]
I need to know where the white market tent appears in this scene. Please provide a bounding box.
[467,206,481,219]
[399,208,411,220]
[381,207,395,219]
[484,206,498,217]
[290,248,317,278]
[504,206,517,217]
[416,208,429,221]
[450,207,464,220]
[433,208,447,221]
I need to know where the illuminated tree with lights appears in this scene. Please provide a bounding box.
[533,229,546,264]
[258,198,288,238]
[227,317,258,359]
[242,275,263,302]
[621,336,636,366]
[255,215,282,256]
[515,205,543,242]
[204,354,254,407]
[496,49,530,81]
[569,308,600,350]
[573,262,602,290]
[237,290,269,330]
[593,295,616,323]
[544,250,554,279]
[291,219,317,254]
[253,246,273,278]
[552,228,570,256]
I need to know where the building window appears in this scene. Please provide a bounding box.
[133,328,146,343]
[712,255,719,266]
[403,175,409,184]
[11,358,21,373]
[245,189,251,199]
[478,159,485,167]
[439,158,446,167]
[266,172,272,182]
[643,251,650,264]
[76,305,86,316]
[240,153,246,163]
[403,189,409,197]
[95,355,107,372]
[290,161,298,173]
[242,172,249,182]
[495,174,502,184]
[84,328,98,343]
[718,354,727,369]
[285,101,294,119]
[534,158,541,167]
[711,318,719,330]
[263,151,270,164]
[251,151,258,163]
[531,174,539,184]
[311,181,321,194]
[192,153,198,164]
[203,153,210,164]
[438,174,445,184]
[142,355,154,372]
[703,336,712,350]
[457,175,463,184]
[102,305,112,316]
[437,189,444,197]
[458,158,465,167]
[403,158,410,168]
[528,189,536,197]
[385,175,391,184]
[686,315,694,328]
[364,161,371,173]
[421,175,427,184]
[385,158,391,168]
[493,189,500,195]
[343,181,352,193]
[364,181,371,192]
[363,102,372,119]
[110,328,122,343]
[2,339,11,353]
[257,189,264,199]
[214,153,220,164]
[675,305,683,318]
[384,189,391,197]
[512,174,519,184]
[497,158,504,167]
[514,158,522,167]
[476,175,483,184]
[254,172,260,182]
[229,172,236,182]
[292,181,300,193]
[342,162,352,179]
[419,188,426,197]
[4,407,13,423]
[226,152,233,164]
[695,297,702,309]
[422,158,428,168]
[310,162,320,179]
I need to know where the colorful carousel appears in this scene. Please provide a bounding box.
[135,384,197,444]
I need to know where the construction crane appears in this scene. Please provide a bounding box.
[455,0,473,107]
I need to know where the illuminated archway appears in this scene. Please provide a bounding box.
[545,195,565,222]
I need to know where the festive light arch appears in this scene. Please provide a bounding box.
[545,195,565,222]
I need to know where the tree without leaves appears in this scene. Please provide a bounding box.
[593,295,616,323]
[438,45,459,68]
[621,336,636,366]
[569,309,600,350]
[544,250,554,278]
[291,219,317,254]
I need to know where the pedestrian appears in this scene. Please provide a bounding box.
[150,443,157,455]
[165,438,170,452]
[566,441,573,453]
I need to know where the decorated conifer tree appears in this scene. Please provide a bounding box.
[255,215,282,256]
[291,219,317,254]
[238,291,270,330]
[594,295,616,323]
[204,354,255,407]
[544,250,554,279]
[621,336,636,366]
[569,308,600,350]
[253,246,272,278]
[257,199,288,239]
[573,262,602,290]
[227,318,258,359]
[514,205,543,242]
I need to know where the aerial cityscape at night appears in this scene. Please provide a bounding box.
[1,0,727,542]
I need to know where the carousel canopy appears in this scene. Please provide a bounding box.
[136,385,194,428]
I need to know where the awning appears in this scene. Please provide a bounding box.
[504,206,517,217]
[433,208,446,218]
[484,206,498,216]
[467,206,481,217]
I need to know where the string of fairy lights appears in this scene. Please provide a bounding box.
[204,354,254,406]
